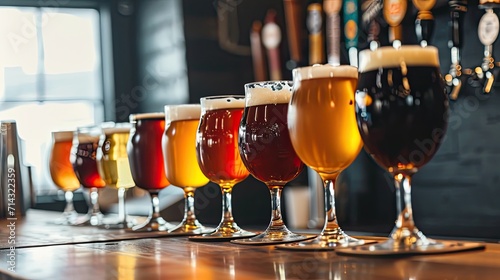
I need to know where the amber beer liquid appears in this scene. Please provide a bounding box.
[288,65,362,179]
[162,105,209,189]
[356,46,448,172]
[127,113,170,191]
[72,130,106,189]
[196,97,249,187]
[98,126,135,189]
[50,131,80,192]
[239,82,304,184]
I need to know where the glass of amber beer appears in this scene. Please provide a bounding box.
[127,113,174,232]
[49,130,81,225]
[162,104,213,235]
[281,64,364,250]
[97,123,136,229]
[345,46,450,254]
[191,95,255,240]
[234,81,310,245]
[71,125,107,226]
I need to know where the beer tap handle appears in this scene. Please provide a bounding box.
[449,0,467,49]
[250,21,267,81]
[324,0,342,65]
[343,0,359,66]
[412,0,436,46]
[307,1,325,65]
[477,8,499,94]
[262,10,283,81]
[283,0,303,70]
[383,0,407,46]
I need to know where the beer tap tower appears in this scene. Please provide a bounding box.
[446,0,468,100]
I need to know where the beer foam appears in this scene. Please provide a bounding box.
[102,124,131,135]
[52,130,74,141]
[244,81,292,106]
[164,104,201,122]
[129,112,165,122]
[293,64,358,81]
[200,95,245,110]
[358,46,440,73]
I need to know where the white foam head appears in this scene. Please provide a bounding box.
[244,81,293,107]
[129,112,165,123]
[102,123,132,135]
[358,46,440,73]
[293,64,358,82]
[52,130,74,142]
[200,95,245,111]
[165,104,201,123]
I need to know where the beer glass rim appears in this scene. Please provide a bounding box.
[52,130,74,141]
[101,123,132,135]
[164,104,201,122]
[129,112,165,123]
[292,64,358,81]
[200,95,245,110]
[358,45,440,73]
[244,80,293,107]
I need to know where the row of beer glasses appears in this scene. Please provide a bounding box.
[49,44,451,253]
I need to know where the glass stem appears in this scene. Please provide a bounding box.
[89,187,101,215]
[268,185,286,231]
[220,186,235,227]
[117,187,127,224]
[322,178,341,235]
[184,189,197,225]
[394,174,415,230]
[150,192,161,219]
[64,191,75,214]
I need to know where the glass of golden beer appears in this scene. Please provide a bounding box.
[233,81,311,245]
[281,64,364,250]
[344,46,451,255]
[49,130,81,225]
[190,95,256,240]
[162,104,213,235]
[96,123,136,229]
[71,125,107,226]
[127,113,174,232]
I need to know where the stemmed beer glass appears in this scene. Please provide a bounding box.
[162,104,212,234]
[71,125,107,226]
[127,113,174,232]
[342,46,451,254]
[97,123,136,229]
[234,81,310,245]
[49,130,81,225]
[281,65,364,250]
[191,95,255,240]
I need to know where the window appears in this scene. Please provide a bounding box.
[0,6,105,194]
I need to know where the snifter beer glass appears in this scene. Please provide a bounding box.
[162,104,211,234]
[71,125,107,226]
[235,81,309,245]
[284,64,364,250]
[49,130,81,225]
[127,113,174,232]
[193,95,255,240]
[352,46,449,254]
[97,123,135,229]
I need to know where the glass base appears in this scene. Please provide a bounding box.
[231,227,314,245]
[101,216,138,229]
[168,219,214,235]
[276,230,364,251]
[73,212,104,226]
[51,210,79,226]
[131,216,175,232]
[189,225,256,241]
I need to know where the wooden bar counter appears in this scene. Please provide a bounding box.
[1,210,499,279]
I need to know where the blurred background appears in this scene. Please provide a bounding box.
[1,0,499,240]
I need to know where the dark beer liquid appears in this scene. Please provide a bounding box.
[73,141,106,188]
[356,66,448,173]
[127,117,170,190]
[239,103,304,184]
[196,108,249,185]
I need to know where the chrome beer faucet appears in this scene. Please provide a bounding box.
[446,0,468,100]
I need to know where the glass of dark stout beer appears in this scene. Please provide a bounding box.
[71,125,107,226]
[127,113,174,232]
[353,45,449,254]
[233,81,310,245]
[190,95,256,241]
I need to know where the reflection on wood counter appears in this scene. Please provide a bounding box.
[1,210,499,279]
